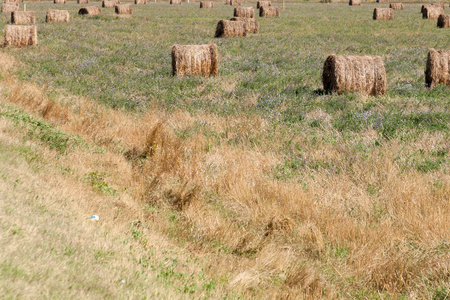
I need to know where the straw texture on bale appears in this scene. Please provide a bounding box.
[115,4,132,14]
[225,0,231,4]
[1,3,19,13]
[349,0,360,6]
[4,0,19,3]
[79,5,101,15]
[53,0,66,4]
[257,1,270,8]
[322,55,386,96]
[421,4,432,13]
[170,0,181,4]
[46,9,69,22]
[102,0,116,7]
[259,6,279,17]
[171,44,219,77]
[373,8,393,20]
[200,1,213,8]
[230,0,242,5]
[215,19,247,37]
[135,0,147,4]
[27,0,40,2]
[389,3,403,10]
[433,3,445,10]
[11,11,35,24]
[230,17,259,34]
[425,49,450,88]
[234,7,254,18]
[4,25,37,47]
[423,6,444,19]
[376,0,387,3]
[437,14,450,27]
[77,0,89,4]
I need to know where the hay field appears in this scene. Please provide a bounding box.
[0,1,449,299]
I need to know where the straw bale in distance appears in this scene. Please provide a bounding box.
[230,0,242,5]
[171,44,219,77]
[349,0,360,6]
[322,55,386,96]
[373,8,393,20]
[257,1,270,8]
[27,0,40,2]
[115,4,132,14]
[376,0,387,3]
[79,5,101,15]
[54,0,66,4]
[234,7,254,18]
[259,6,279,17]
[4,0,19,3]
[170,0,181,4]
[46,9,70,22]
[215,19,247,37]
[1,3,19,13]
[200,1,213,8]
[4,25,37,47]
[425,48,450,88]
[230,17,259,34]
[437,14,450,27]
[225,0,231,4]
[389,3,403,10]
[77,0,89,4]
[423,6,444,19]
[102,0,117,7]
[11,11,35,24]
[135,0,147,4]
[421,4,432,13]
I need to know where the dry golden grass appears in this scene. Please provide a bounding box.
[0,43,449,299]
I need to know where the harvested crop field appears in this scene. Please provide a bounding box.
[0,1,449,299]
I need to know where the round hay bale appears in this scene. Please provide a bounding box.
[433,3,445,10]
[437,14,450,28]
[425,48,450,88]
[376,0,388,3]
[349,0,360,6]
[230,17,259,34]
[234,7,254,18]
[225,0,231,4]
[423,6,444,19]
[79,5,101,15]
[257,1,271,8]
[259,6,279,17]
[170,0,181,4]
[373,8,393,20]
[171,43,219,77]
[230,0,242,5]
[1,3,19,13]
[135,0,147,4]
[215,19,247,38]
[53,0,66,4]
[421,4,432,13]
[200,1,213,8]
[115,4,132,14]
[4,25,37,47]
[389,3,403,10]
[77,0,89,4]
[46,9,70,22]
[322,55,387,96]
[11,11,35,24]
[102,0,116,7]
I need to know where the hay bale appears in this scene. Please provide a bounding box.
[421,4,432,13]
[115,4,132,14]
[230,0,241,5]
[373,8,393,20]
[259,6,279,17]
[389,3,403,10]
[170,0,181,4]
[225,0,231,4]
[11,11,35,24]
[102,0,116,7]
[349,0,360,6]
[437,14,450,27]
[425,49,450,88]
[322,55,386,96]
[433,3,445,10]
[234,7,254,18]
[54,0,66,4]
[135,0,147,4]
[200,1,213,8]
[423,6,444,19]
[257,1,270,8]
[171,43,219,77]
[230,17,259,34]
[77,0,89,4]
[4,25,37,47]
[376,0,387,3]
[79,5,101,15]
[1,3,19,13]
[215,19,247,37]
[46,9,70,22]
